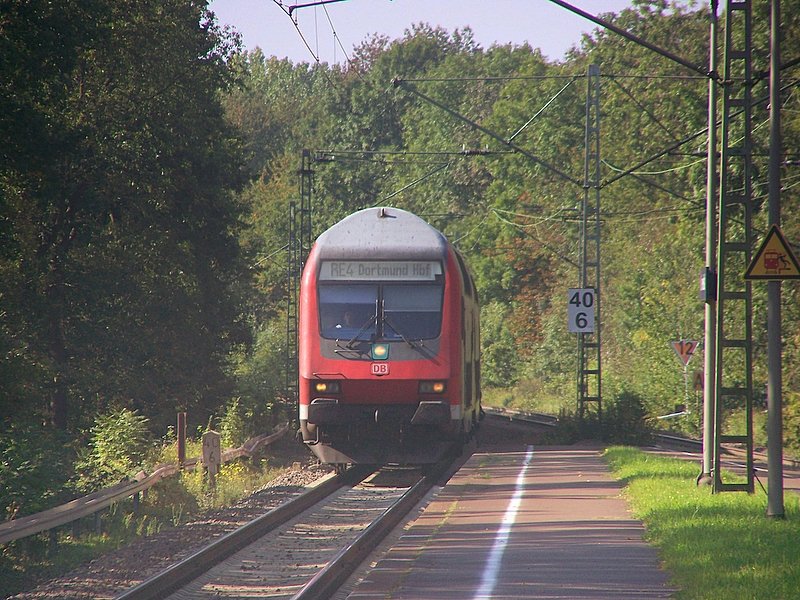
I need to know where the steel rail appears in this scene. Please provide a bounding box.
[482,406,559,428]
[291,454,458,600]
[652,432,800,474]
[115,465,373,600]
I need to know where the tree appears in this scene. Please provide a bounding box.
[0,0,247,432]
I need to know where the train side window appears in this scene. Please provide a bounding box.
[319,284,378,339]
[455,252,474,298]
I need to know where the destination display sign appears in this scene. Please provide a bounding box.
[319,261,442,281]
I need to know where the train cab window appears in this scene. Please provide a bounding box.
[319,284,378,340]
[382,284,443,340]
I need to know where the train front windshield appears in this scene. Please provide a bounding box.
[319,283,443,341]
[319,284,378,340]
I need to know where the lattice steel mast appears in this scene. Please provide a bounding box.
[286,150,314,405]
[577,64,602,421]
[713,0,755,493]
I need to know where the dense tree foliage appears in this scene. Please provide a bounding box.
[231,0,799,433]
[1,1,247,434]
[1,0,799,525]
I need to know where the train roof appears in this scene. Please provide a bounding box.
[314,207,449,261]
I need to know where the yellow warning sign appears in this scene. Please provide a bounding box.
[744,225,800,280]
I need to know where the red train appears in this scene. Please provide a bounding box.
[298,207,481,466]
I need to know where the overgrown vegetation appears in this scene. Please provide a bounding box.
[74,409,152,493]
[517,390,655,446]
[604,446,800,599]
[0,424,73,520]
[0,430,293,597]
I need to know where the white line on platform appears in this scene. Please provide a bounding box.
[473,445,534,600]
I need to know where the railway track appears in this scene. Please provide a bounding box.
[482,406,559,428]
[483,407,800,485]
[115,454,459,600]
[23,408,796,599]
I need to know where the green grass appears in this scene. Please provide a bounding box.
[604,446,800,599]
[178,458,284,510]
[482,381,569,415]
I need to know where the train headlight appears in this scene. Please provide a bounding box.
[371,343,389,360]
[419,381,446,394]
[314,381,340,394]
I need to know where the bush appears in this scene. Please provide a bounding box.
[74,408,153,492]
[602,391,653,445]
[546,409,585,444]
[219,397,247,447]
[480,301,519,387]
[0,423,73,520]
[227,318,293,436]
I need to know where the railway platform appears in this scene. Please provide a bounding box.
[342,445,676,599]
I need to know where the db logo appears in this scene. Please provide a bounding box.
[371,363,390,376]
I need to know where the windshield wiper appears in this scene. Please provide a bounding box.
[340,312,378,349]
[382,316,422,349]
[382,316,437,361]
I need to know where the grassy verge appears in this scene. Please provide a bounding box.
[482,383,568,415]
[604,446,800,599]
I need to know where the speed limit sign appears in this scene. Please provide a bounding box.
[568,288,596,333]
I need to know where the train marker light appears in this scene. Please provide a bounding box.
[419,381,446,394]
[371,343,389,360]
[314,381,340,393]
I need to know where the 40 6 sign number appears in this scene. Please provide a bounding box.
[567,288,596,333]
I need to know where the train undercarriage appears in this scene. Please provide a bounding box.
[299,401,474,466]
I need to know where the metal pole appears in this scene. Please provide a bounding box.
[766,0,784,518]
[699,0,718,486]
